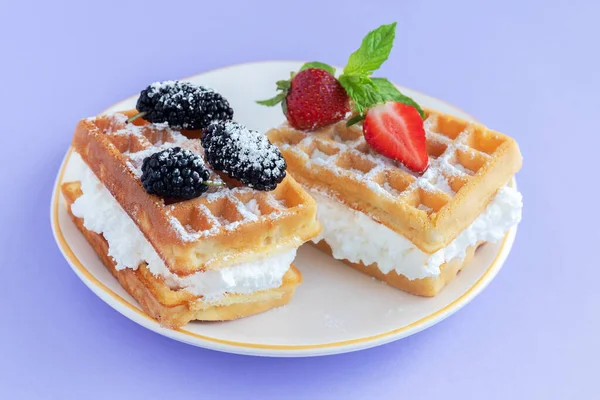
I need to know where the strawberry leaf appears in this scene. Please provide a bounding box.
[257,78,291,106]
[299,61,336,76]
[256,92,286,106]
[276,80,291,90]
[343,23,397,76]
[371,78,426,119]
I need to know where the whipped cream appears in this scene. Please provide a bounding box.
[69,153,295,302]
[310,187,522,280]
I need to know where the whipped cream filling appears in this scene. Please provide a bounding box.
[310,187,522,280]
[69,153,295,302]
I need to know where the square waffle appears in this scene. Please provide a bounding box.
[71,110,321,276]
[267,108,522,296]
[267,108,522,254]
[64,110,320,326]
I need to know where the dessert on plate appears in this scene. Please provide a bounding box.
[62,82,320,328]
[260,23,523,296]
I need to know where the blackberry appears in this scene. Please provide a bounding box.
[141,147,211,199]
[131,81,234,130]
[195,91,235,129]
[201,121,287,191]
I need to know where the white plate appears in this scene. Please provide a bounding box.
[50,61,517,357]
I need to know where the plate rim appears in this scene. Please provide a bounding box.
[50,60,518,357]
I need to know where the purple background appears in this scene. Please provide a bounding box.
[1,0,598,398]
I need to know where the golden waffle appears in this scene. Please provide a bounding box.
[62,182,301,328]
[267,107,522,254]
[314,240,480,297]
[72,110,321,276]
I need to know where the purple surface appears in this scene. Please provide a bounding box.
[1,0,597,398]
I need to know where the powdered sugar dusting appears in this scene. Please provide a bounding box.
[169,216,201,242]
[147,81,213,113]
[274,112,500,219]
[418,204,433,212]
[91,112,298,243]
[431,173,455,196]
[310,148,330,162]
[383,182,402,197]
[244,199,262,216]
[127,143,179,176]
[229,196,259,222]
[452,163,475,176]
[223,121,285,174]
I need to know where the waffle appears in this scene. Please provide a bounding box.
[267,107,522,254]
[72,110,321,276]
[314,240,480,297]
[62,182,301,328]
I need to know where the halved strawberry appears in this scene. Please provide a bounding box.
[363,102,429,173]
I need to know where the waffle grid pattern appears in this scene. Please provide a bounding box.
[71,111,319,274]
[101,114,298,240]
[268,108,522,253]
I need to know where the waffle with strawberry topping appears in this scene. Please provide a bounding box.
[267,108,522,296]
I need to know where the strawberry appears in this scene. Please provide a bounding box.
[363,102,429,173]
[285,69,350,130]
[257,68,350,131]
[259,23,426,135]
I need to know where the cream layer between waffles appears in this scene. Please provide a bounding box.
[309,186,521,280]
[267,109,523,290]
[66,112,319,305]
[69,152,296,302]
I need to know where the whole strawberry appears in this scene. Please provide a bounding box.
[257,67,350,131]
[257,23,429,173]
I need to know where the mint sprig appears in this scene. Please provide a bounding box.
[257,22,424,123]
[343,23,396,76]
[336,23,424,122]
[338,74,380,115]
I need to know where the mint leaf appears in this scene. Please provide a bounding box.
[299,61,336,75]
[338,74,426,118]
[256,92,286,106]
[338,74,382,115]
[371,78,426,119]
[343,23,397,76]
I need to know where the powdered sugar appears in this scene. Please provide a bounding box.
[88,113,294,243]
[169,216,202,241]
[244,199,262,216]
[120,122,200,177]
[417,204,433,212]
[383,182,403,197]
[451,163,475,176]
[127,143,177,176]
[310,148,330,162]
[221,121,285,173]
[146,81,213,113]
[429,171,455,196]
[279,113,498,212]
